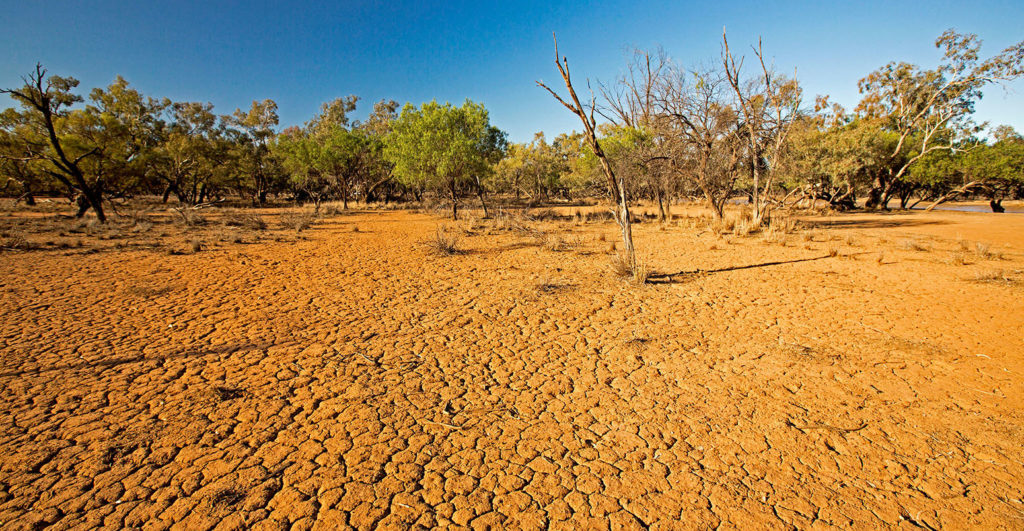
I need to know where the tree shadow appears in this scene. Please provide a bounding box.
[0,342,274,379]
[647,254,835,284]
[806,215,950,230]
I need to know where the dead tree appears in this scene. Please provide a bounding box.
[537,34,636,267]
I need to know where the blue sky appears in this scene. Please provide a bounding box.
[1,0,1021,142]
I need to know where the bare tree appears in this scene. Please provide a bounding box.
[538,34,636,266]
[722,30,802,225]
[656,64,744,219]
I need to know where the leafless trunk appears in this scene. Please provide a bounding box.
[538,34,635,268]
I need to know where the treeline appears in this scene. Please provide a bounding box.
[0,66,509,221]
[1,29,1022,223]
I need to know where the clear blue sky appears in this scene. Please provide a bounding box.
[1,0,1021,142]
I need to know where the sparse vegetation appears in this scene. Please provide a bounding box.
[426,225,460,255]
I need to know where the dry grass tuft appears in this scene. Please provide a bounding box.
[224,212,267,231]
[281,212,316,232]
[971,269,1020,285]
[826,244,839,257]
[427,226,460,256]
[902,240,930,252]
[946,251,970,266]
[610,253,651,284]
[973,241,1003,260]
[541,233,584,252]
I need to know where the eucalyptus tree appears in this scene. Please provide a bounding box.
[655,64,745,219]
[227,99,280,205]
[1,65,110,220]
[856,29,1024,208]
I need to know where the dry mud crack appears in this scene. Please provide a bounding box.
[2,209,1024,529]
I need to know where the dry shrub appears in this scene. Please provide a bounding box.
[175,207,206,227]
[875,251,886,265]
[902,240,930,252]
[826,244,839,257]
[800,231,815,242]
[224,212,267,231]
[190,239,203,253]
[610,253,650,284]
[946,251,970,266]
[281,212,316,232]
[351,225,360,233]
[427,226,460,256]
[844,234,857,246]
[1,234,36,251]
[973,242,1003,260]
[972,269,1019,285]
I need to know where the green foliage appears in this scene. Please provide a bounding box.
[383,100,505,216]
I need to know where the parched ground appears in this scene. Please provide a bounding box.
[1,201,1023,529]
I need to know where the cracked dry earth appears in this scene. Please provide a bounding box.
[2,207,1024,530]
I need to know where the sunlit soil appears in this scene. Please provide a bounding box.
[1,199,1023,529]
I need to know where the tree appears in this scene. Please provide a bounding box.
[383,99,502,220]
[856,29,1024,208]
[228,99,280,205]
[1,65,108,220]
[656,65,744,219]
[538,35,636,267]
[722,31,802,224]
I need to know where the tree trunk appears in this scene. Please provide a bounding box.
[991,199,1005,213]
[656,187,666,222]
[474,175,490,218]
[449,179,459,220]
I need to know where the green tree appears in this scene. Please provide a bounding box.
[227,99,280,205]
[1,65,109,220]
[856,29,1024,208]
[383,100,503,219]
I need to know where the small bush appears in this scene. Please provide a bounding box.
[427,226,460,256]
[826,244,839,257]
[281,212,315,232]
[972,270,1018,285]
[946,251,970,266]
[190,239,203,253]
[1,234,36,251]
[175,208,206,227]
[610,253,650,284]
[224,212,267,231]
[902,240,930,252]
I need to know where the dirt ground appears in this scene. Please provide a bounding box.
[1,199,1023,529]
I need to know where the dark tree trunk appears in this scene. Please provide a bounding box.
[449,180,459,220]
[991,199,1005,213]
[474,176,489,218]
